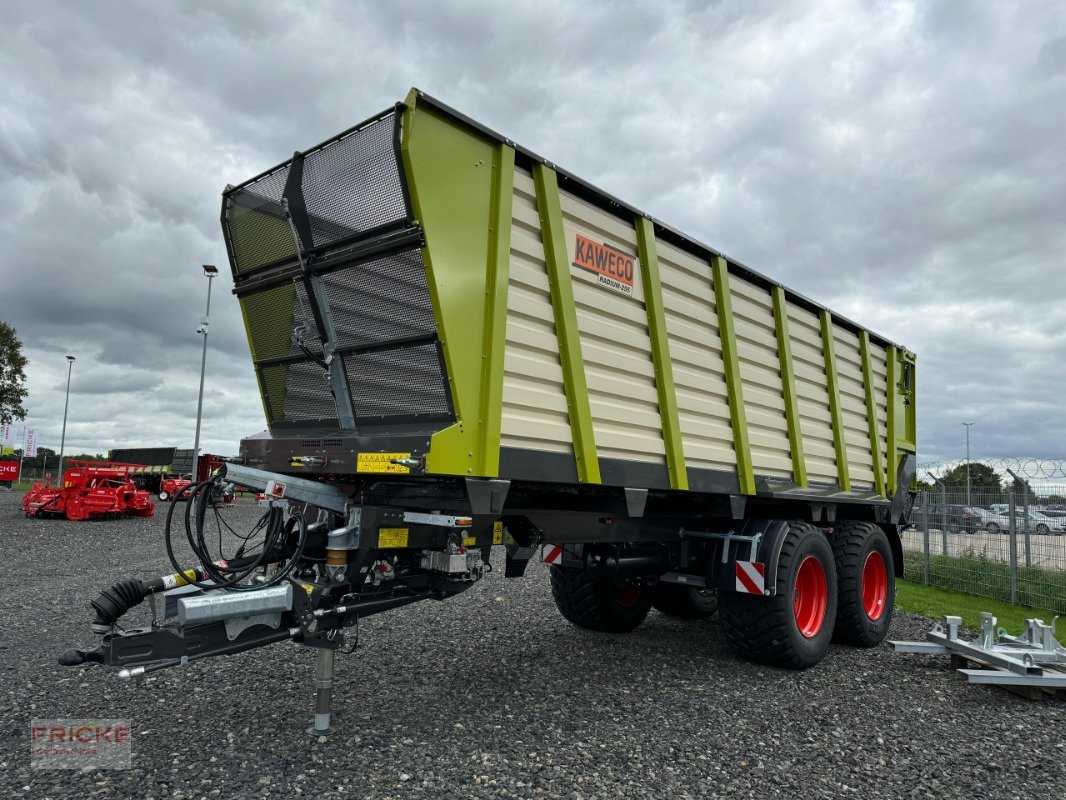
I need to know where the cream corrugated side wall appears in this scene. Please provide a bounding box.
[729,275,793,479]
[833,326,878,489]
[657,240,736,472]
[785,303,839,484]
[559,193,666,464]
[499,169,574,454]
[500,166,891,491]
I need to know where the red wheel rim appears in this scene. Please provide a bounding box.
[861,550,888,621]
[793,555,828,638]
[613,582,642,607]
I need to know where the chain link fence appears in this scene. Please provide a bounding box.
[902,464,1066,614]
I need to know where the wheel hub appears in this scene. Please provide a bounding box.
[861,550,888,621]
[793,555,828,638]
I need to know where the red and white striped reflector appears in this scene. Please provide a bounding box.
[735,560,766,595]
[541,544,563,565]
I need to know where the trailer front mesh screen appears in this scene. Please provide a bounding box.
[323,249,436,350]
[225,106,453,429]
[343,343,451,420]
[225,167,295,275]
[301,115,407,249]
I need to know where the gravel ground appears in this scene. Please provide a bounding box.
[0,490,1062,799]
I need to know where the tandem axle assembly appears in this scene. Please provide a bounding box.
[60,463,497,735]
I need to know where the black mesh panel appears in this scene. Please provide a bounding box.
[323,250,436,350]
[302,114,407,249]
[238,283,322,363]
[344,343,451,420]
[225,167,295,274]
[291,281,324,356]
[259,360,337,424]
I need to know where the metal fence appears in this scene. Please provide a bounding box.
[901,487,1066,614]
[6,465,58,485]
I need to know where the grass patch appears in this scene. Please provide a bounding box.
[896,579,1058,633]
[902,548,1065,615]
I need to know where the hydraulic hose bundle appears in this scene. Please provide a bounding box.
[87,478,308,632]
[164,478,306,592]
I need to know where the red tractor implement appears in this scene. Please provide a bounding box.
[22,461,155,520]
[157,475,192,502]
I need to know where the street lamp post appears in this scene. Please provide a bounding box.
[57,355,75,478]
[191,265,218,483]
[962,422,975,507]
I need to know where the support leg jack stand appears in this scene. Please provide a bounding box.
[307,648,335,736]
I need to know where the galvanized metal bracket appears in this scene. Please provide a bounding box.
[890,613,1066,694]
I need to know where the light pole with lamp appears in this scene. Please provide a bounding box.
[56,355,75,479]
[191,265,218,483]
[962,421,975,507]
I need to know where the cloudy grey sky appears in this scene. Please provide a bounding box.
[1,0,1064,464]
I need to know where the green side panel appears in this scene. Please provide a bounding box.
[258,364,287,423]
[859,331,887,498]
[533,163,601,484]
[886,345,917,494]
[241,311,273,427]
[887,345,899,496]
[476,145,516,476]
[771,286,807,487]
[711,256,755,495]
[635,218,688,490]
[239,285,296,426]
[226,202,295,275]
[239,284,295,362]
[820,310,851,492]
[401,92,515,476]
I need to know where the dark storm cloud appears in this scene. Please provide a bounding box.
[1,0,1063,463]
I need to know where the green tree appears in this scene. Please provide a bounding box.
[939,462,1003,504]
[0,322,28,425]
[23,446,56,469]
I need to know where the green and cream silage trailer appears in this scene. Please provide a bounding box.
[64,90,917,732]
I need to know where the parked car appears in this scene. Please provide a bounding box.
[925,505,987,534]
[982,509,1066,535]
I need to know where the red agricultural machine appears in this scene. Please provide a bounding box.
[22,461,155,520]
[157,475,192,501]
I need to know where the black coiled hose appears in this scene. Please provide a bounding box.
[89,578,149,631]
[164,478,306,592]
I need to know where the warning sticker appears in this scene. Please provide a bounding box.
[541,544,564,565]
[357,452,411,474]
[572,233,635,296]
[492,521,503,545]
[378,527,410,548]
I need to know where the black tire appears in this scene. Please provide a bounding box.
[1035,523,1049,535]
[158,490,169,501]
[829,521,895,647]
[719,522,837,669]
[652,584,718,619]
[985,522,1001,534]
[549,565,653,633]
